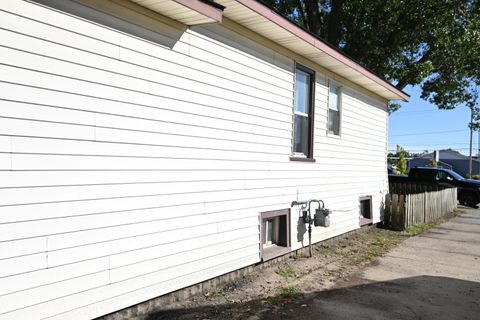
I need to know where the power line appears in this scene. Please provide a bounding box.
[390,129,468,137]
[392,108,440,113]
[389,142,471,146]
[390,109,443,115]
[390,106,472,114]
[388,147,473,152]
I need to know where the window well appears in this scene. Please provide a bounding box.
[260,209,290,261]
[359,196,372,226]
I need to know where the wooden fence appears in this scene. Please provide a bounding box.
[385,183,457,231]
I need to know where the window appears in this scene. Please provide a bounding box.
[263,216,280,247]
[436,171,454,182]
[292,65,315,159]
[328,81,341,136]
[359,196,372,226]
[260,209,290,261]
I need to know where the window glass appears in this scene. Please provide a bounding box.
[328,82,341,135]
[447,170,464,180]
[436,171,447,181]
[294,114,309,155]
[264,217,280,247]
[329,84,338,111]
[328,109,340,136]
[295,70,310,114]
[293,65,314,158]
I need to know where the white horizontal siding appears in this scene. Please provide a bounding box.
[0,0,389,319]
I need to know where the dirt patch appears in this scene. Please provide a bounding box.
[147,226,408,320]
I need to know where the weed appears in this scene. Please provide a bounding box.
[367,234,401,247]
[203,288,224,299]
[269,295,281,305]
[268,285,299,305]
[290,252,300,260]
[403,223,435,236]
[452,209,462,217]
[279,285,299,299]
[277,267,297,278]
[358,247,383,262]
[344,232,404,264]
[213,288,224,298]
[321,242,330,249]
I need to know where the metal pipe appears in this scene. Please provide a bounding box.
[308,220,312,257]
[291,200,308,207]
[306,200,324,257]
[292,199,325,258]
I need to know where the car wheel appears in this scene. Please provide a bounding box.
[459,192,478,207]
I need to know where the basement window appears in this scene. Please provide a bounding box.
[260,209,290,261]
[359,196,372,226]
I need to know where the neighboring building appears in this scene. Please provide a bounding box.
[409,150,480,177]
[0,0,408,319]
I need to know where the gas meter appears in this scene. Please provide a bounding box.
[314,208,331,227]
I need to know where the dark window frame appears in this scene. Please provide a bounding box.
[291,63,316,161]
[260,208,291,261]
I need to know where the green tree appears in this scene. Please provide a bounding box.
[395,145,408,175]
[264,0,480,113]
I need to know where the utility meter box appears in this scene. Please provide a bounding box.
[314,208,331,227]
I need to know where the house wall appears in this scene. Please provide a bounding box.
[0,1,389,319]
[445,160,480,177]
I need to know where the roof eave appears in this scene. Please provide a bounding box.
[130,0,224,25]
[220,0,409,102]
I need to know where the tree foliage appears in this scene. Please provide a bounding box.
[394,145,408,174]
[264,0,480,112]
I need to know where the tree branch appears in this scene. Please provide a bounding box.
[303,0,322,35]
[326,0,344,46]
[395,49,432,90]
[295,0,307,27]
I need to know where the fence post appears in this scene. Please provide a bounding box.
[399,194,406,229]
[385,194,391,227]
[387,182,457,230]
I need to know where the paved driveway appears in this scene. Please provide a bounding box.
[266,207,480,320]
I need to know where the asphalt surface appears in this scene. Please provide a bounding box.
[266,207,480,320]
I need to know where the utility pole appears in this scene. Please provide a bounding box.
[469,107,473,178]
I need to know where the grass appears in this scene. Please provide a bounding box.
[348,216,450,262]
[277,266,297,278]
[403,222,437,236]
[268,285,300,305]
[279,285,299,299]
[290,252,300,260]
[452,208,462,217]
[401,213,452,236]
[204,288,224,298]
[341,232,405,264]
[321,242,330,249]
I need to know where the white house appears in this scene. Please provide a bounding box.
[0,0,409,319]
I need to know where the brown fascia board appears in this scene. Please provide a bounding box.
[174,0,224,23]
[236,0,410,102]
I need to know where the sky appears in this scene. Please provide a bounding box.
[388,85,478,156]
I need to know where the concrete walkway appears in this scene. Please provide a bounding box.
[267,207,480,320]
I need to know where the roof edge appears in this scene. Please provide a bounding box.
[173,0,224,23]
[236,0,409,101]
